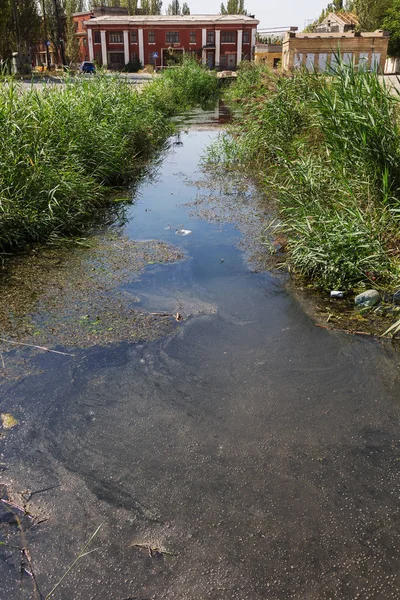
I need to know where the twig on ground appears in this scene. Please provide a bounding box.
[316,324,373,336]
[0,353,4,368]
[44,524,102,600]
[21,485,61,504]
[148,312,183,321]
[133,543,177,557]
[0,498,34,518]
[0,338,74,357]
[20,545,43,600]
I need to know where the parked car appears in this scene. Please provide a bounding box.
[79,61,96,74]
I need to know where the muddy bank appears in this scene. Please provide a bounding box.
[0,233,187,356]
[183,165,400,339]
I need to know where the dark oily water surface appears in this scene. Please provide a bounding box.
[1,107,400,600]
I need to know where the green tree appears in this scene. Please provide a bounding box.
[0,0,14,68]
[382,0,400,55]
[0,0,40,72]
[141,0,162,13]
[220,0,246,14]
[166,0,179,13]
[43,0,68,65]
[166,0,190,14]
[354,0,391,30]
[65,0,84,64]
[120,0,138,14]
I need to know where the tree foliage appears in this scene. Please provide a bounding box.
[382,0,400,55]
[0,0,40,72]
[166,0,190,14]
[220,0,247,15]
[120,0,138,14]
[354,0,391,31]
[141,0,162,13]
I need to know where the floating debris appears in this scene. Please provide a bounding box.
[0,233,187,351]
[175,229,192,236]
[1,413,18,429]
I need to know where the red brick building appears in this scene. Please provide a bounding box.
[73,14,259,70]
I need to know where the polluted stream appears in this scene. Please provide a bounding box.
[1,104,400,600]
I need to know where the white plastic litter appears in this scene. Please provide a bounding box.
[176,229,192,236]
[330,291,344,298]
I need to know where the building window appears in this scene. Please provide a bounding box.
[130,30,137,43]
[94,30,101,44]
[109,32,123,43]
[190,31,196,43]
[166,31,179,44]
[273,57,280,68]
[148,30,155,43]
[108,52,125,66]
[74,22,78,31]
[243,30,250,44]
[83,38,87,46]
[207,30,214,44]
[221,31,236,43]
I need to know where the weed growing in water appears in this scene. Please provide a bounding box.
[0,59,219,252]
[208,60,400,291]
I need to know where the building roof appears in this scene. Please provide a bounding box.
[323,12,359,26]
[255,44,282,53]
[285,30,389,40]
[83,14,259,27]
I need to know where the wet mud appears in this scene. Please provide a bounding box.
[0,232,188,352]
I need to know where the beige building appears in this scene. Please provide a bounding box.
[282,30,389,73]
[255,43,282,68]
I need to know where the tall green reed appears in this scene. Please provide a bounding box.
[209,61,400,290]
[0,59,218,252]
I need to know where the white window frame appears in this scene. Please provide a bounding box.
[109,32,123,44]
[166,31,180,44]
[221,31,236,44]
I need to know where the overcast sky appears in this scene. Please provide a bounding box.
[186,0,327,31]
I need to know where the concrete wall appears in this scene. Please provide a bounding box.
[255,45,282,69]
[282,31,389,73]
[385,56,400,74]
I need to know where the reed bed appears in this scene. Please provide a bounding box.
[208,61,400,291]
[0,59,218,252]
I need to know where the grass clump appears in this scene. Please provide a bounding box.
[209,60,400,291]
[0,59,219,252]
